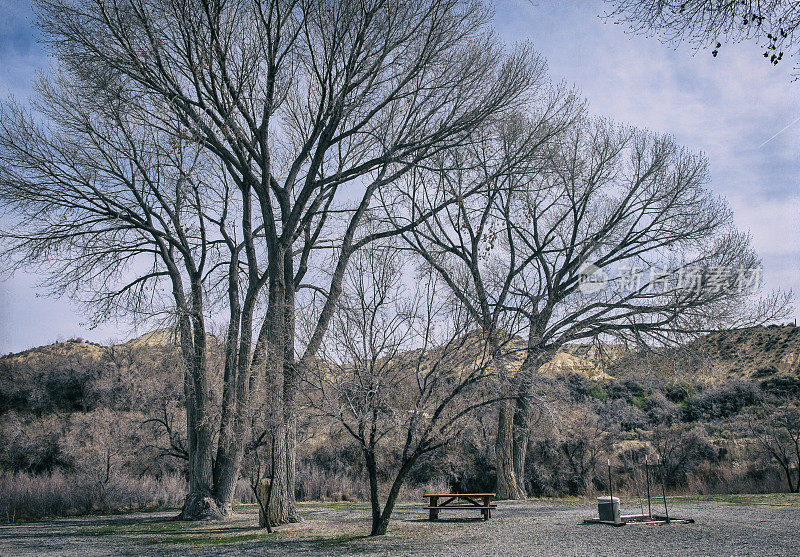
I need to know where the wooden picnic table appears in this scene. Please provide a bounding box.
[423,493,496,520]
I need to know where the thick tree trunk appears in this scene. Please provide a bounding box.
[263,423,290,525]
[495,399,524,500]
[282,263,300,522]
[488,335,525,501]
[285,420,299,521]
[509,347,546,498]
[512,392,530,498]
[259,252,295,525]
[176,289,223,520]
[176,237,303,523]
[505,336,553,500]
[212,257,243,514]
[205,247,301,524]
[179,486,224,521]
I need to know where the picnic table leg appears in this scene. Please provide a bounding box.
[483,496,490,520]
[429,497,439,520]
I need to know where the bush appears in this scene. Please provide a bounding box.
[664,383,696,404]
[683,381,762,421]
[0,413,73,474]
[599,398,647,432]
[562,374,591,402]
[607,378,645,402]
[644,391,680,426]
[587,383,608,401]
[760,376,800,399]
[754,365,779,378]
[0,471,186,522]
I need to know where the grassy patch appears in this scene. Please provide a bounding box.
[79,525,119,536]
[79,519,200,536]
[147,531,275,546]
[665,493,800,507]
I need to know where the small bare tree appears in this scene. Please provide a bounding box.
[749,403,800,492]
[303,243,508,535]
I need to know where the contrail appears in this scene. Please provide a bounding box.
[759,114,800,148]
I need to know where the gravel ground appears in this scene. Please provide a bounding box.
[1,496,799,556]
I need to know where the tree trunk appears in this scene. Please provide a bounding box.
[179,486,224,521]
[172,274,223,521]
[262,424,291,525]
[488,334,525,501]
[507,338,553,499]
[259,252,294,525]
[364,449,382,531]
[177,308,223,520]
[212,257,243,514]
[512,393,530,498]
[282,262,300,522]
[371,459,415,536]
[495,399,524,500]
[258,479,281,528]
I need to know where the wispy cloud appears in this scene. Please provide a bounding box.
[758,114,800,148]
[497,0,798,318]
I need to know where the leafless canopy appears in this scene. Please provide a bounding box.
[607,0,800,73]
[1,0,543,523]
[390,111,790,499]
[304,243,509,535]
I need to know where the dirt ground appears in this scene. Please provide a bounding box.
[1,494,799,556]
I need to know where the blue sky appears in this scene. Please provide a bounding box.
[0,0,798,353]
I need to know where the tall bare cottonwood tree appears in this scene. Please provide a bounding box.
[396,114,788,498]
[0,78,240,518]
[4,0,541,521]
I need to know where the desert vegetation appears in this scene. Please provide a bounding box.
[2,323,799,524]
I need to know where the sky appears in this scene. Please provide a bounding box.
[0,0,798,353]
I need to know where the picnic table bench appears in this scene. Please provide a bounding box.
[424,493,496,520]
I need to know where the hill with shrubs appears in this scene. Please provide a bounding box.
[1,325,798,521]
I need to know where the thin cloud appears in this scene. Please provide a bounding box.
[759,114,800,148]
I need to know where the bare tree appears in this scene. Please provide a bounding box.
[749,403,800,492]
[650,423,716,488]
[394,113,788,498]
[303,243,508,535]
[383,97,582,498]
[606,0,800,73]
[0,76,240,518]
[558,410,606,495]
[3,0,540,521]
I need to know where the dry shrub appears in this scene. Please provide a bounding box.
[234,478,258,504]
[401,477,450,501]
[295,462,368,502]
[0,471,185,522]
[686,462,786,495]
[293,463,450,503]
